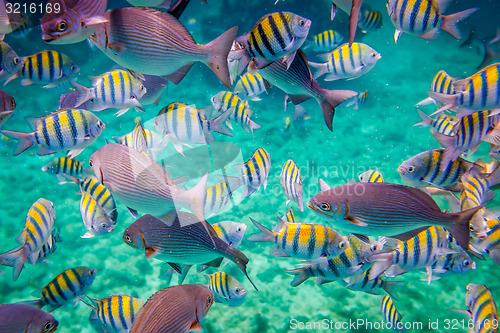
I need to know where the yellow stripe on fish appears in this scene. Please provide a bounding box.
[280,159,304,211]
[84,294,144,332]
[359,170,384,183]
[41,157,85,178]
[380,295,405,332]
[234,73,270,101]
[18,50,78,86]
[207,271,246,307]
[309,30,344,52]
[204,181,231,217]
[461,284,499,333]
[80,190,115,238]
[211,91,260,135]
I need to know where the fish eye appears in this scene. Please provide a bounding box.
[298,20,305,27]
[464,260,471,267]
[57,20,67,31]
[13,57,20,65]
[469,225,475,231]
[408,166,415,172]
[125,235,132,242]
[89,270,95,275]
[130,95,135,99]
[89,98,94,102]
[371,52,377,57]
[140,85,144,90]
[89,160,94,167]
[206,296,213,306]
[43,322,53,332]
[71,65,75,70]
[236,227,241,232]
[339,241,347,249]
[101,223,107,229]
[319,203,330,211]
[370,244,378,252]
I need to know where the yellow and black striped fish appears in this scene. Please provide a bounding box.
[112,121,165,159]
[307,30,344,53]
[248,217,349,260]
[282,207,296,223]
[207,271,246,307]
[280,159,303,211]
[380,295,405,333]
[1,108,105,157]
[453,284,499,333]
[474,218,500,265]
[358,9,383,33]
[359,170,384,183]
[80,190,115,238]
[233,11,311,71]
[27,267,97,312]
[211,91,261,136]
[414,110,458,136]
[430,63,500,115]
[41,157,86,180]
[83,294,145,332]
[234,72,271,101]
[6,50,78,87]
[417,70,456,106]
[204,181,231,217]
[212,221,247,248]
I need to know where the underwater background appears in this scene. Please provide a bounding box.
[1,0,500,331]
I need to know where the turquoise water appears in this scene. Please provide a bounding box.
[0,0,500,332]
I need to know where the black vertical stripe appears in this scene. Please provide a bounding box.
[36,52,43,81]
[67,110,78,145]
[61,271,77,296]
[53,113,64,148]
[268,14,286,51]
[250,31,265,58]
[257,22,275,57]
[48,51,55,82]
[307,225,316,258]
[279,12,293,42]
[52,278,68,301]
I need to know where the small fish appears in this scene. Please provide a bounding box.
[41,156,86,181]
[386,0,478,43]
[72,69,146,117]
[432,111,500,168]
[82,294,145,333]
[429,64,500,116]
[79,190,115,238]
[140,74,168,106]
[5,50,79,87]
[112,121,165,159]
[248,217,349,260]
[0,198,55,280]
[254,49,357,131]
[231,12,311,72]
[369,226,455,282]
[346,90,368,110]
[59,90,90,110]
[308,43,381,81]
[211,91,261,137]
[398,148,476,191]
[474,218,500,265]
[0,303,58,333]
[380,295,405,333]
[414,110,458,136]
[228,40,246,84]
[306,30,344,53]
[129,284,213,333]
[281,116,292,133]
[280,159,304,212]
[89,143,208,220]
[204,181,232,217]
[308,182,481,250]
[292,105,309,129]
[212,221,247,248]
[26,266,97,312]
[359,169,383,183]
[234,72,271,101]
[88,7,238,89]
[339,265,402,299]
[37,229,62,263]
[123,213,258,290]
[452,284,499,333]
[417,70,456,106]
[429,251,476,281]
[221,147,271,198]
[358,8,383,33]
[206,271,246,307]
[1,108,105,157]
[153,102,233,154]
[285,234,383,286]
[0,89,15,127]
[40,0,108,44]
[0,36,22,82]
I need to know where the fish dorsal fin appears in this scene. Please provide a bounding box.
[135,7,196,44]
[319,178,331,191]
[296,49,314,81]
[25,116,40,131]
[273,216,287,233]
[453,78,469,92]
[429,0,452,13]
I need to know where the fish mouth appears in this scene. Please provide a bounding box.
[307,200,315,210]
[397,165,406,175]
[42,34,56,42]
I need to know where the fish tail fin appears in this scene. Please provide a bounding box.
[442,8,479,40]
[0,245,28,281]
[450,206,483,250]
[0,130,34,156]
[478,42,496,69]
[382,281,406,301]
[366,253,393,279]
[210,109,234,137]
[284,267,310,287]
[319,89,358,131]
[308,62,326,79]
[228,248,258,291]
[432,131,456,150]
[427,92,457,115]
[19,299,45,309]
[176,173,208,221]
[416,97,436,106]
[413,109,433,127]
[71,81,91,108]
[205,26,239,89]
[247,218,274,242]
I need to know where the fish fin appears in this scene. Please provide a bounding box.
[67,148,85,158]
[432,131,456,149]
[159,266,174,285]
[216,174,242,193]
[108,42,126,53]
[114,108,130,117]
[43,83,59,89]
[190,321,203,332]
[427,92,457,115]
[252,57,272,70]
[288,94,310,105]
[284,267,310,287]
[308,62,326,80]
[351,234,371,244]
[394,29,403,43]
[248,119,261,138]
[270,245,288,257]
[282,51,297,69]
[229,48,251,77]
[0,245,27,281]
[419,28,440,40]
[247,218,274,242]
[19,299,45,310]
[413,109,433,127]
[441,8,479,40]
[84,16,108,26]
[211,109,234,137]
[449,309,472,318]
[319,89,358,131]
[167,262,182,275]
[37,145,57,156]
[315,277,336,285]
[384,265,408,278]
[316,53,332,62]
[416,97,436,106]
[175,172,208,221]
[331,2,337,20]
[20,78,34,86]
[392,227,430,242]
[164,63,194,85]
[178,264,192,284]
[449,206,483,250]
[382,281,406,300]
[127,207,138,218]
[81,230,96,238]
[0,130,34,156]
[71,81,91,108]
[478,42,497,69]
[319,178,331,191]
[28,250,40,265]
[345,216,367,227]
[204,26,239,89]
[482,128,500,146]
[145,247,157,259]
[229,247,258,291]
[3,72,18,86]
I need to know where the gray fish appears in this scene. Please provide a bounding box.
[254,49,356,131]
[308,182,481,249]
[123,212,258,290]
[0,303,58,333]
[0,36,22,82]
[0,89,15,128]
[130,284,213,333]
[140,74,168,106]
[88,7,238,89]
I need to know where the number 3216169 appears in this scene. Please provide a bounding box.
[6,2,61,14]
[444,318,499,330]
